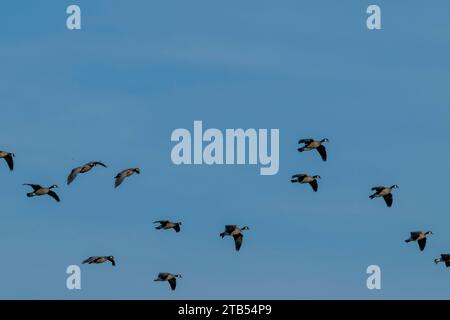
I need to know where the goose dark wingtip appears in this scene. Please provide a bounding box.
[169,279,177,291]
[95,161,108,168]
[316,145,327,161]
[48,190,61,202]
[309,179,319,192]
[384,194,393,207]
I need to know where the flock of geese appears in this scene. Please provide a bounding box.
[1,137,449,293]
[290,138,449,266]
[0,151,250,292]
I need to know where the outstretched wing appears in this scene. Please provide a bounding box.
[298,138,313,144]
[291,174,306,180]
[158,272,169,280]
[316,145,327,161]
[225,225,237,233]
[114,173,126,188]
[47,191,60,202]
[4,154,14,170]
[309,180,318,192]
[173,224,181,233]
[418,238,427,251]
[233,234,243,251]
[82,256,97,264]
[92,161,107,168]
[168,278,177,290]
[23,184,42,191]
[67,166,82,185]
[383,194,393,207]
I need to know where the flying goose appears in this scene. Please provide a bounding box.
[0,151,15,171]
[82,256,116,266]
[297,138,329,161]
[434,254,450,267]
[220,225,250,251]
[154,220,182,233]
[67,161,107,185]
[154,272,182,291]
[405,231,432,251]
[369,185,399,207]
[114,168,140,188]
[291,174,321,192]
[23,184,60,202]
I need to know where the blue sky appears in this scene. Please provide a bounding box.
[1,0,449,299]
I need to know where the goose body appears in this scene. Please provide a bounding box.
[0,151,15,171]
[115,168,140,188]
[23,184,60,202]
[220,225,249,251]
[154,272,182,290]
[67,161,107,185]
[405,231,432,251]
[154,220,182,232]
[297,138,328,161]
[291,174,321,192]
[82,256,116,266]
[369,185,399,207]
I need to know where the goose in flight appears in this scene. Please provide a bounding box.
[154,220,182,233]
[369,185,399,207]
[67,161,107,185]
[23,184,60,202]
[291,174,321,192]
[297,138,329,161]
[114,168,140,188]
[434,254,450,267]
[405,231,432,251]
[154,272,182,291]
[82,256,116,266]
[220,225,250,251]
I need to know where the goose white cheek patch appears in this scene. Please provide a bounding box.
[171,121,279,176]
